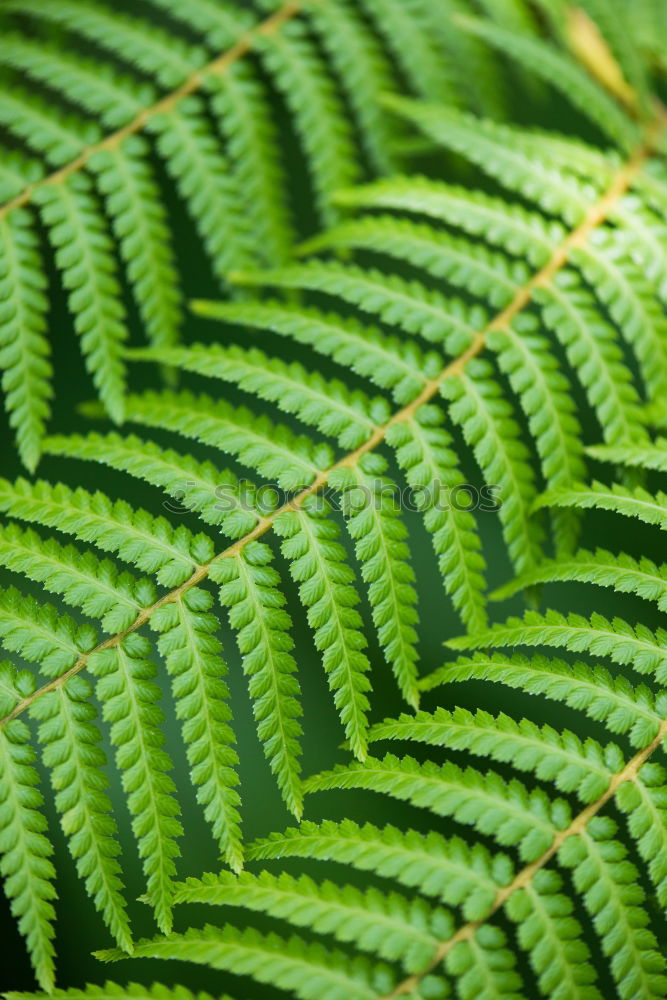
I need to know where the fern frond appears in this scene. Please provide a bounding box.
[0,522,152,633]
[88,636,182,934]
[0,477,210,586]
[534,273,645,444]
[3,984,234,1000]
[207,62,294,267]
[456,16,642,149]
[0,36,149,129]
[130,344,381,451]
[423,653,666,748]
[487,322,585,554]
[151,590,243,872]
[330,460,420,708]
[275,503,371,761]
[32,676,132,952]
[172,870,449,973]
[492,548,667,612]
[386,407,488,633]
[213,541,303,819]
[97,923,397,1000]
[35,176,128,423]
[141,0,252,48]
[4,0,205,88]
[4,5,667,995]
[448,610,667,680]
[249,819,513,919]
[0,88,95,166]
[559,820,667,999]
[0,588,96,678]
[573,237,667,403]
[190,299,431,405]
[575,0,652,109]
[42,431,259,537]
[505,871,602,1000]
[304,0,402,176]
[536,481,667,531]
[450,927,526,1000]
[383,97,594,223]
[442,359,543,575]
[356,0,454,103]
[300,214,528,309]
[400,0,515,118]
[587,439,667,471]
[148,97,254,282]
[368,708,619,803]
[0,207,51,472]
[305,753,568,862]
[90,140,182,349]
[254,18,359,226]
[116,389,331,492]
[609,197,667,304]
[334,177,562,267]
[0,666,56,992]
[617,763,667,908]
[232,262,473,351]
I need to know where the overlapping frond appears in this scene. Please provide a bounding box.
[89,446,667,1000]
[0,0,540,467]
[3,4,667,998]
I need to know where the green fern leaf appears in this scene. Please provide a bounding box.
[559,818,667,999]
[448,610,667,680]
[442,359,543,575]
[254,18,359,226]
[424,653,666,748]
[151,589,243,872]
[0,208,51,473]
[505,870,602,1000]
[117,389,331,492]
[300,214,528,309]
[249,819,513,920]
[97,923,397,1000]
[88,636,183,934]
[31,676,132,952]
[190,298,433,405]
[212,542,304,818]
[275,502,371,761]
[305,753,568,862]
[172,869,450,973]
[456,17,641,149]
[0,665,56,992]
[335,176,562,267]
[330,459,420,707]
[386,406,488,633]
[36,174,128,422]
[0,477,210,586]
[89,140,182,349]
[3,984,235,1000]
[587,439,667,471]
[42,431,258,537]
[0,523,153,634]
[536,481,667,531]
[232,262,473,351]
[368,708,620,803]
[492,548,667,612]
[129,344,382,451]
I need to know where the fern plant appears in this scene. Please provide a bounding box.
[0,0,537,472]
[2,1,667,998]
